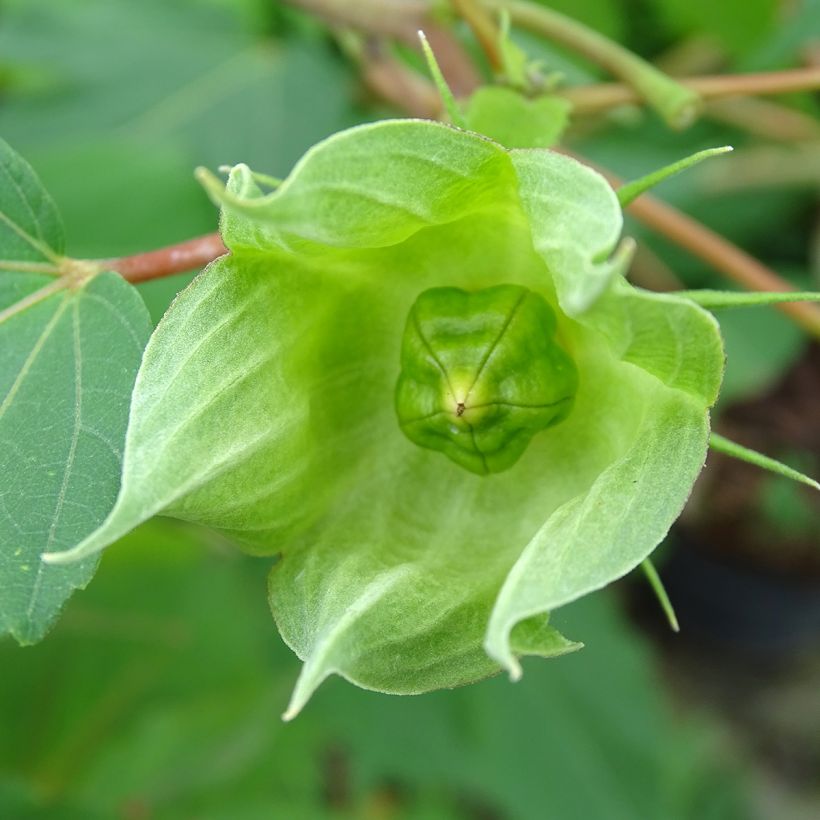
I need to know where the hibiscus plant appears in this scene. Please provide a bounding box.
[1,0,818,720]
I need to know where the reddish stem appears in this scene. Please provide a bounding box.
[577,161,820,338]
[102,233,227,284]
[563,66,820,112]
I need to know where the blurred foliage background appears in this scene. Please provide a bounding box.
[0,0,817,817]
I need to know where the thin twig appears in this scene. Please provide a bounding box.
[573,154,820,338]
[481,0,700,127]
[563,66,820,113]
[706,96,820,143]
[625,195,820,338]
[628,243,684,292]
[357,39,440,117]
[285,0,481,95]
[283,0,428,40]
[53,7,820,318]
[561,149,820,337]
[100,233,227,284]
[451,0,503,70]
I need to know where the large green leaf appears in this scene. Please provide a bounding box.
[43,121,724,711]
[0,139,151,644]
[0,520,750,819]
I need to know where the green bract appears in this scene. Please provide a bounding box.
[396,285,578,475]
[44,120,724,717]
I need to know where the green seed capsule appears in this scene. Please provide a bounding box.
[395,284,578,476]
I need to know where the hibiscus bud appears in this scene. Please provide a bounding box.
[395,284,578,475]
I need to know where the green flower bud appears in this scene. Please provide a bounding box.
[395,284,578,475]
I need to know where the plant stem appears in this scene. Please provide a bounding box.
[285,0,480,95]
[567,151,820,339]
[563,66,820,113]
[100,233,227,284]
[451,0,503,69]
[480,0,700,127]
[283,0,429,40]
[352,37,441,118]
[625,188,820,338]
[706,97,820,143]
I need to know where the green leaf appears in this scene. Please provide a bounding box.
[0,521,750,818]
[592,282,725,406]
[465,87,571,148]
[43,120,724,712]
[198,121,516,253]
[0,137,63,264]
[0,138,151,644]
[0,272,151,644]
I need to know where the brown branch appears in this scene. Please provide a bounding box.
[82,13,820,322]
[101,233,227,284]
[626,200,820,338]
[329,41,820,333]
[706,96,820,143]
[628,243,684,293]
[357,38,441,118]
[451,0,503,70]
[697,143,820,191]
[563,66,820,113]
[283,0,429,40]
[285,0,481,96]
[570,154,820,338]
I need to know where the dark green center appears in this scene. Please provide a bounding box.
[395,284,578,475]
